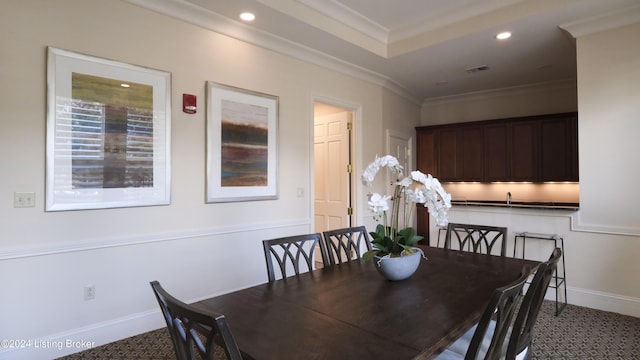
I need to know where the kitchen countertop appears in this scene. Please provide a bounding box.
[450,200,579,211]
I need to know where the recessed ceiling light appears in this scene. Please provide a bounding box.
[496,32,512,40]
[239,12,255,22]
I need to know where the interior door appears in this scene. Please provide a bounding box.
[314,105,352,239]
[386,129,413,227]
[387,129,412,182]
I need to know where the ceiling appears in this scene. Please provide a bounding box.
[130,0,640,102]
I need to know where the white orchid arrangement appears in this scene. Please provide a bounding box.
[361,155,451,259]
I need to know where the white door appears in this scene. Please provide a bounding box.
[386,129,413,224]
[314,106,352,236]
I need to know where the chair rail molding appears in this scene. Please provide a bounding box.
[570,211,640,237]
[0,218,311,261]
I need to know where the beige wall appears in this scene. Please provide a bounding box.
[0,1,418,358]
[576,22,640,233]
[421,79,578,125]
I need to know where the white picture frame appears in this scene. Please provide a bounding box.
[206,82,278,202]
[46,47,171,211]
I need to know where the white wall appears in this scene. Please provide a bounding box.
[575,22,640,234]
[422,22,640,319]
[421,79,578,125]
[0,1,419,358]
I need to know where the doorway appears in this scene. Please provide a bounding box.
[313,102,354,238]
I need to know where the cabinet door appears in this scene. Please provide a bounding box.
[416,128,437,177]
[540,115,578,181]
[415,205,430,242]
[484,123,509,182]
[458,126,483,181]
[415,128,439,242]
[511,120,539,182]
[437,128,458,181]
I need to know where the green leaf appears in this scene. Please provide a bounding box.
[361,249,380,262]
[397,227,423,247]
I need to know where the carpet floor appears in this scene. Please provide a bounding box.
[57,300,640,359]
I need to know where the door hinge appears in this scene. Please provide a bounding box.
[347,122,353,131]
[347,164,352,173]
[347,207,353,216]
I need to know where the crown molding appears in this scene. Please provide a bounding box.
[560,4,640,38]
[295,0,389,43]
[422,78,577,106]
[124,0,419,105]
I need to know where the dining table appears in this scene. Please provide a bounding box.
[193,245,540,360]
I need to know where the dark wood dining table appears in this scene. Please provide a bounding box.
[194,246,539,360]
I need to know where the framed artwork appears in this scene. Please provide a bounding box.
[46,47,171,211]
[206,82,278,202]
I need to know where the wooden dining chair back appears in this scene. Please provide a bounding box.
[150,281,245,360]
[322,226,372,265]
[445,223,508,256]
[262,233,329,282]
[465,269,529,360]
[506,248,562,360]
[435,269,530,360]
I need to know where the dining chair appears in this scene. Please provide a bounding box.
[435,268,530,360]
[445,223,508,256]
[262,233,329,282]
[506,248,562,360]
[322,226,372,265]
[149,281,247,360]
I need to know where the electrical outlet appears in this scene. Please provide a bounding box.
[84,285,95,301]
[14,192,36,208]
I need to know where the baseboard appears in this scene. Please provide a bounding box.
[567,286,640,318]
[0,309,165,360]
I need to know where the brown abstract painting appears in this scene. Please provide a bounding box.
[221,99,268,187]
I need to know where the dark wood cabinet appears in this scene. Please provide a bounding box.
[415,112,578,184]
[510,120,539,181]
[437,128,458,181]
[416,128,438,177]
[539,114,578,181]
[414,112,577,239]
[484,123,510,182]
[458,126,484,181]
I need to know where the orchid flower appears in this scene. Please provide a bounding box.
[361,155,451,258]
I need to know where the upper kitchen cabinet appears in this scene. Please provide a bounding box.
[416,127,438,177]
[436,127,458,181]
[539,113,579,182]
[484,122,510,182]
[458,126,484,181]
[416,112,578,183]
[510,120,539,182]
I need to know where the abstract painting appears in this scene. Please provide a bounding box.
[46,47,171,211]
[206,82,278,202]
